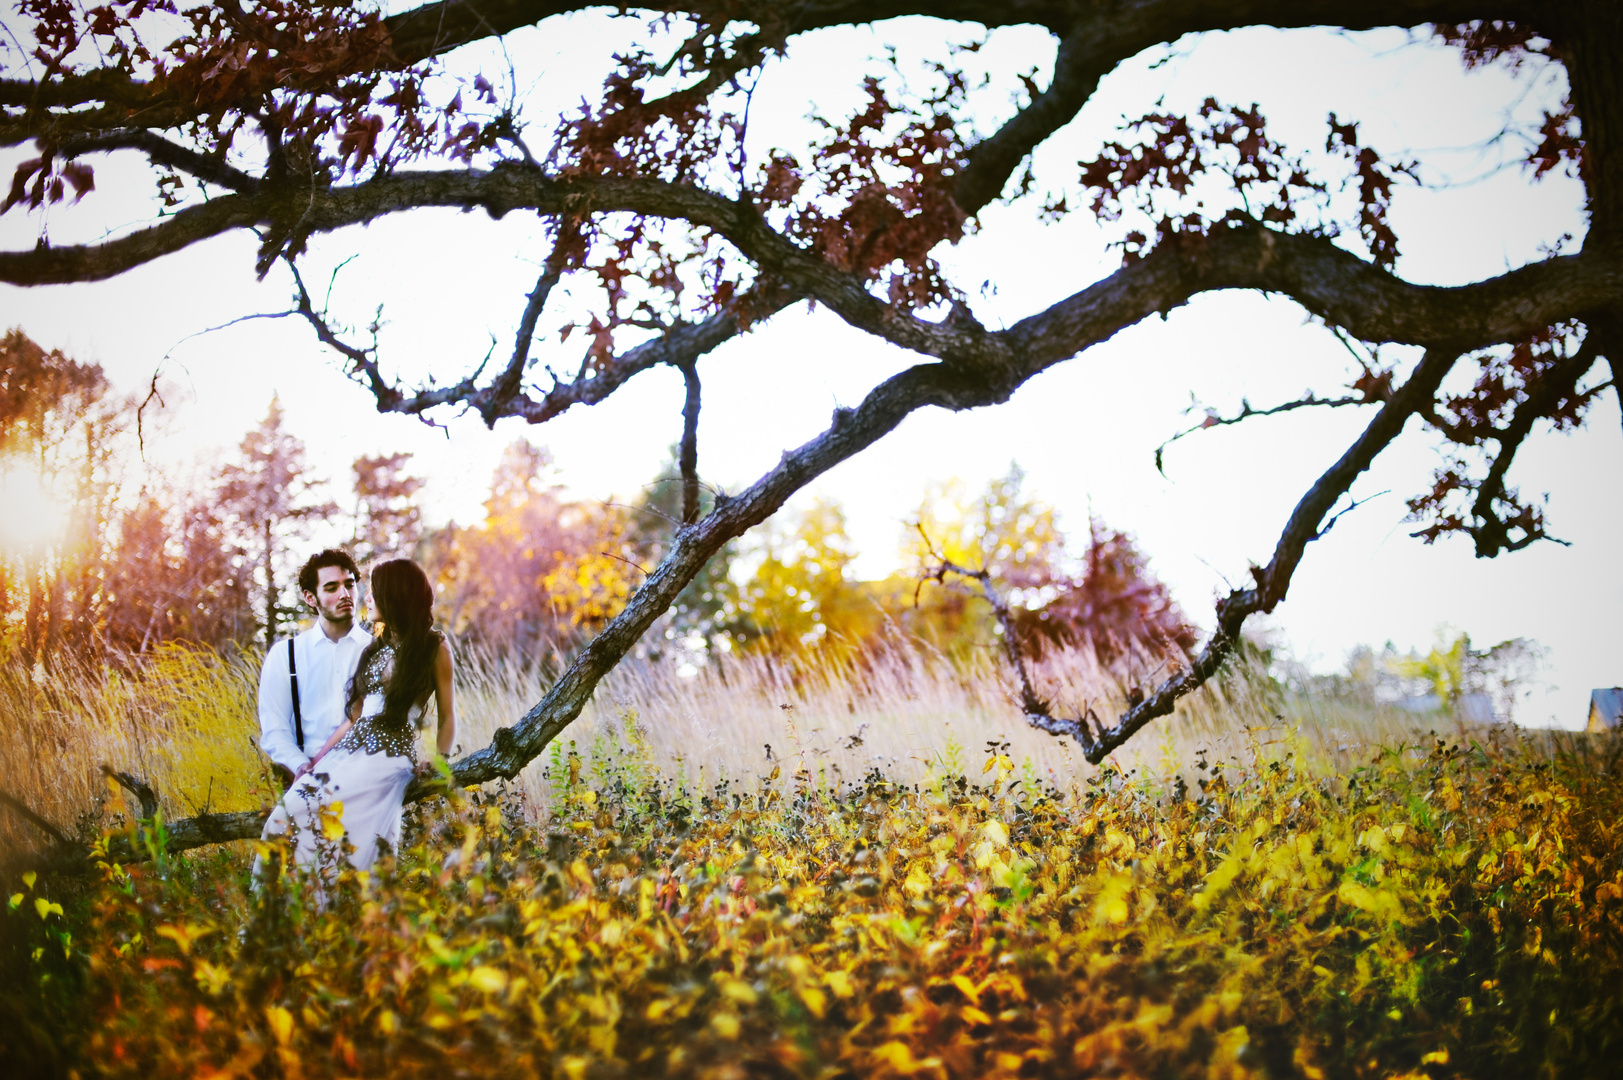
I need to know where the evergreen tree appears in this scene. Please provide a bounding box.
[216,398,336,643]
[350,451,425,565]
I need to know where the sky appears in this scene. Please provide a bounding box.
[1,11,1617,728]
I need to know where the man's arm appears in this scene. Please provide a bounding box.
[257,639,308,783]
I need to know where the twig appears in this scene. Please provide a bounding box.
[476,221,577,425]
[600,550,651,577]
[1313,489,1388,540]
[1155,390,1370,476]
[921,534,1102,756]
[135,369,165,459]
[280,254,478,424]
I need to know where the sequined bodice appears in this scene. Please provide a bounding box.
[334,645,418,760]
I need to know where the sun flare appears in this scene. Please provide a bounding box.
[0,470,70,552]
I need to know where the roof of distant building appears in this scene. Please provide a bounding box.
[1589,688,1623,732]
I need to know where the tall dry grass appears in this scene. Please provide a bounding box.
[0,644,272,854]
[0,631,1472,856]
[456,635,1470,816]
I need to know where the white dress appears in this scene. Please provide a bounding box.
[259,646,421,881]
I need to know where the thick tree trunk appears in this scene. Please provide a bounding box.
[1560,3,1623,242]
[1554,5,1623,429]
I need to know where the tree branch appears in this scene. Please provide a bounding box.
[1464,335,1603,556]
[0,192,266,283]
[954,26,1119,215]
[101,764,158,822]
[53,128,261,193]
[0,785,75,848]
[1154,389,1376,476]
[0,70,157,111]
[5,164,1617,374]
[474,222,576,426]
[1080,347,1460,762]
[923,554,1058,723]
[677,359,702,524]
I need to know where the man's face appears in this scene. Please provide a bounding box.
[303,565,358,626]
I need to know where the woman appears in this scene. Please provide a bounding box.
[261,558,456,878]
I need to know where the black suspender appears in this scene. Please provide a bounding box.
[288,638,305,751]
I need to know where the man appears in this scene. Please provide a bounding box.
[258,549,372,789]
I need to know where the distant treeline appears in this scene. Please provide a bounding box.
[0,329,1194,672]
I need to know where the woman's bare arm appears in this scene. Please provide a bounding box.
[296,717,353,778]
[433,638,457,757]
[294,693,367,778]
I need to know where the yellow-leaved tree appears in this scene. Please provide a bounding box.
[903,465,1194,671]
[900,465,1067,651]
[729,498,888,656]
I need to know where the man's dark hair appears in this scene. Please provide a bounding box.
[298,549,360,596]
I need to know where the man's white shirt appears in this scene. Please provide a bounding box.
[258,622,372,774]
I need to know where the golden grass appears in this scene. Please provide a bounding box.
[457,636,1468,817]
[0,632,1468,856]
[0,645,273,853]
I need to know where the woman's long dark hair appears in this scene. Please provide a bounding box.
[346,559,443,728]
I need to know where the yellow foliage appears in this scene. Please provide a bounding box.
[264,1005,294,1047]
[15,726,1623,1080]
[732,497,884,653]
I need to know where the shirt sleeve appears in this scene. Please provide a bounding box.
[258,639,308,773]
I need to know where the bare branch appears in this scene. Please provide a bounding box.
[446,279,794,427]
[1314,488,1389,541]
[923,554,1104,745]
[433,348,1083,791]
[1154,390,1374,476]
[1081,347,1460,762]
[0,193,265,283]
[474,221,577,426]
[280,255,485,419]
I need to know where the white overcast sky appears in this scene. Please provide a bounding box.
[1,12,1617,727]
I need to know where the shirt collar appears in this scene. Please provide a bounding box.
[302,622,372,647]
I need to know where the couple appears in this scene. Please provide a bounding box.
[257,549,456,875]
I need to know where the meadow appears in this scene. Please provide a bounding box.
[0,635,1451,852]
[2,642,1621,1078]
